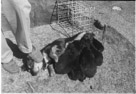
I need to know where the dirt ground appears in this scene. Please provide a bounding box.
[2,1,135,93]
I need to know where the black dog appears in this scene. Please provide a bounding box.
[21,32,82,76]
[41,32,86,76]
[41,32,86,63]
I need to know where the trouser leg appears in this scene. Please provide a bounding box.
[2,0,32,54]
[1,32,13,63]
[12,0,32,53]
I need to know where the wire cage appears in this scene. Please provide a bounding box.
[50,0,95,37]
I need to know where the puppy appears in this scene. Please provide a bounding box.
[80,33,104,66]
[79,33,104,78]
[79,47,97,78]
[91,38,104,66]
[68,56,86,82]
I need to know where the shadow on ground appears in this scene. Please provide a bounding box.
[6,39,27,59]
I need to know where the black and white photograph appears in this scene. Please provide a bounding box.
[1,0,135,93]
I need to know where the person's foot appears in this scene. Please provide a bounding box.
[2,59,20,74]
[28,46,43,63]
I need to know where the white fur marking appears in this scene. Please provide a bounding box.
[50,45,58,62]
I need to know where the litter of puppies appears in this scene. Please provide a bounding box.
[41,32,104,82]
[23,31,104,82]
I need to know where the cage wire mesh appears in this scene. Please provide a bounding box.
[50,0,96,37]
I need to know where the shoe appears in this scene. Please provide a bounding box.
[2,59,20,74]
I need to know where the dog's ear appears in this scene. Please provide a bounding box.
[50,45,67,63]
[50,45,59,63]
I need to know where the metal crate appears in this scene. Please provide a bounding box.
[50,0,95,37]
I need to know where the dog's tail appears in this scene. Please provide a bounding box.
[65,32,86,42]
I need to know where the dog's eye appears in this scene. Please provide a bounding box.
[56,49,61,54]
[56,49,60,53]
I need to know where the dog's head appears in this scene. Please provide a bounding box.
[49,32,86,63]
[80,32,104,51]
